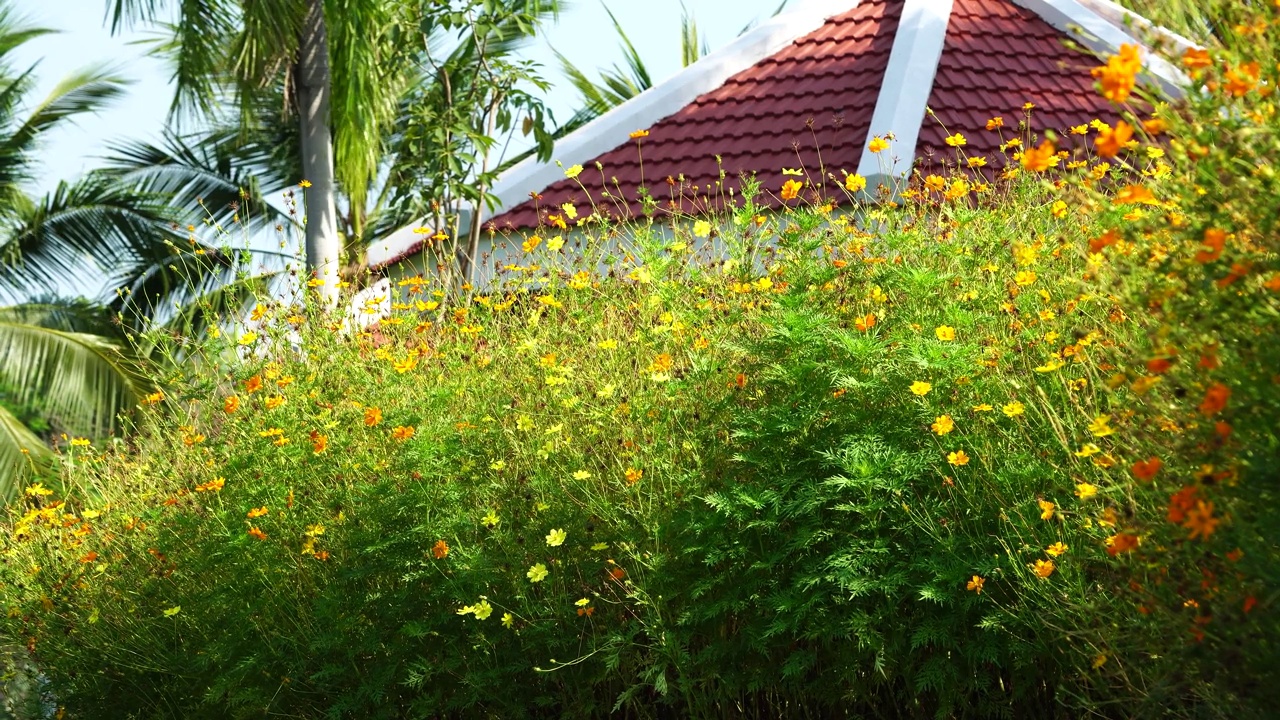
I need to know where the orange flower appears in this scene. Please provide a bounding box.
[985,116,1004,130]
[247,506,269,519]
[966,575,985,594]
[1088,229,1119,253]
[1113,183,1156,205]
[1184,500,1219,540]
[224,395,240,413]
[854,313,876,332]
[392,425,416,441]
[1167,486,1198,524]
[364,406,383,426]
[1223,62,1260,96]
[1199,383,1230,416]
[1094,121,1133,158]
[248,527,267,540]
[1091,44,1142,103]
[432,539,450,559]
[1033,559,1056,578]
[1131,457,1162,482]
[1194,228,1226,263]
[1020,140,1056,172]
[1182,48,1211,70]
[243,375,263,394]
[1106,533,1139,556]
[1145,357,1173,374]
[625,467,643,485]
[780,179,803,201]
[609,566,626,581]
[311,432,328,454]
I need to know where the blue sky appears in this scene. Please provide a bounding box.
[16,0,791,192]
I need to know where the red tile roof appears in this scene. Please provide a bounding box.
[490,0,905,231]
[916,0,1122,167]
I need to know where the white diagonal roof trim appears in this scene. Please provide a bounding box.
[1010,0,1189,97]
[854,0,954,191]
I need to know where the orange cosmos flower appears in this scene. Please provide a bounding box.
[625,467,643,485]
[1131,457,1162,482]
[1091,44,1142,103]
[1194,228,1227,263]
[1113,184,1156,205]
[364,406,383,426]
[247,506,269,519]
[1106,533,1139,556]
[248,527,267,540]
[224,395,240,413]
[947,450,970,466]
[243,375,263,394]
[1199,383,1230,416]
[311,432,328,454]
[1184,500,1219,540]
[855,313,876,332]
[1182,48,1211,70]
[1021,140,1056,172]
[780,179,803,201]
[966,575,985,594]
[1094,121,1133,158]
[392,426,416,441]
[1033,559,1056,578]
[432,540,450,559]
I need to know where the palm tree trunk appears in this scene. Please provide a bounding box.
[297,0,340,310]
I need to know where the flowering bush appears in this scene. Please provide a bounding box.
[3,9,1280,717]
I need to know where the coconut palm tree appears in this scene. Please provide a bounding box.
[103,0,564,287]
[0,4,187,499]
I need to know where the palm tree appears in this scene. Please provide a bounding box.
[105,0,449,309]
[103,0,564,288]
[0,4,182,499]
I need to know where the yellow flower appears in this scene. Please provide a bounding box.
[1074,443,1101,458]
[780,179,803,201]
[972,403,994,412]
[546,528,567,547]
[591,542,609,551]
[564,164,583,179]
[930,415,955,435]
[265,395,285,410]
[299,179,312,188]
[1046,542,1068,557]
[546,235,565,252]
[393,355,418,373]
[522,236,542,253]
[629,129,649,139]
[1075,483,1098,500]
[560,202,578,219]
[482,509,500,528]
[238,331,258,346]
[1033,559,1056,578]
[909,381,932,396]
[527,563,549,582]
[69,437,91,447]
[1002,401,1025,418]
[935,325,955,341]
[573,470,592,481]
[844,173,867,192]
[868,136,889,153]
[1038,499,1055,520]
[944,132,966,147]
[597,339,618,350]
[247,506,269,519]
[947,450,970,466]
[502,612,515,628]
[1087,414,1115,437]
[693,220,712,238]
[1014,270,1037,286]
[575,597,590,607]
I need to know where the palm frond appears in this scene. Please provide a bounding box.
[0,314,149,441]
[0,401,54,502]
[0,174,175,299]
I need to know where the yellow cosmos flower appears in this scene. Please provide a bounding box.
[935,325,956,341]
[947,450,970,466]
[1075,483,1098,500]
[909,381,932,396]
[868,136,889,153]
[1002,402,1025,418]
[1038,499,1055,520]
[527,563,549,582]
[1088,415,1115,437]
[931,415,955,435]
[546,528,567,547]
[564,164,583,179]
[1046,542,1068,557]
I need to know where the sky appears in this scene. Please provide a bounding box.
[14,0,792,193]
